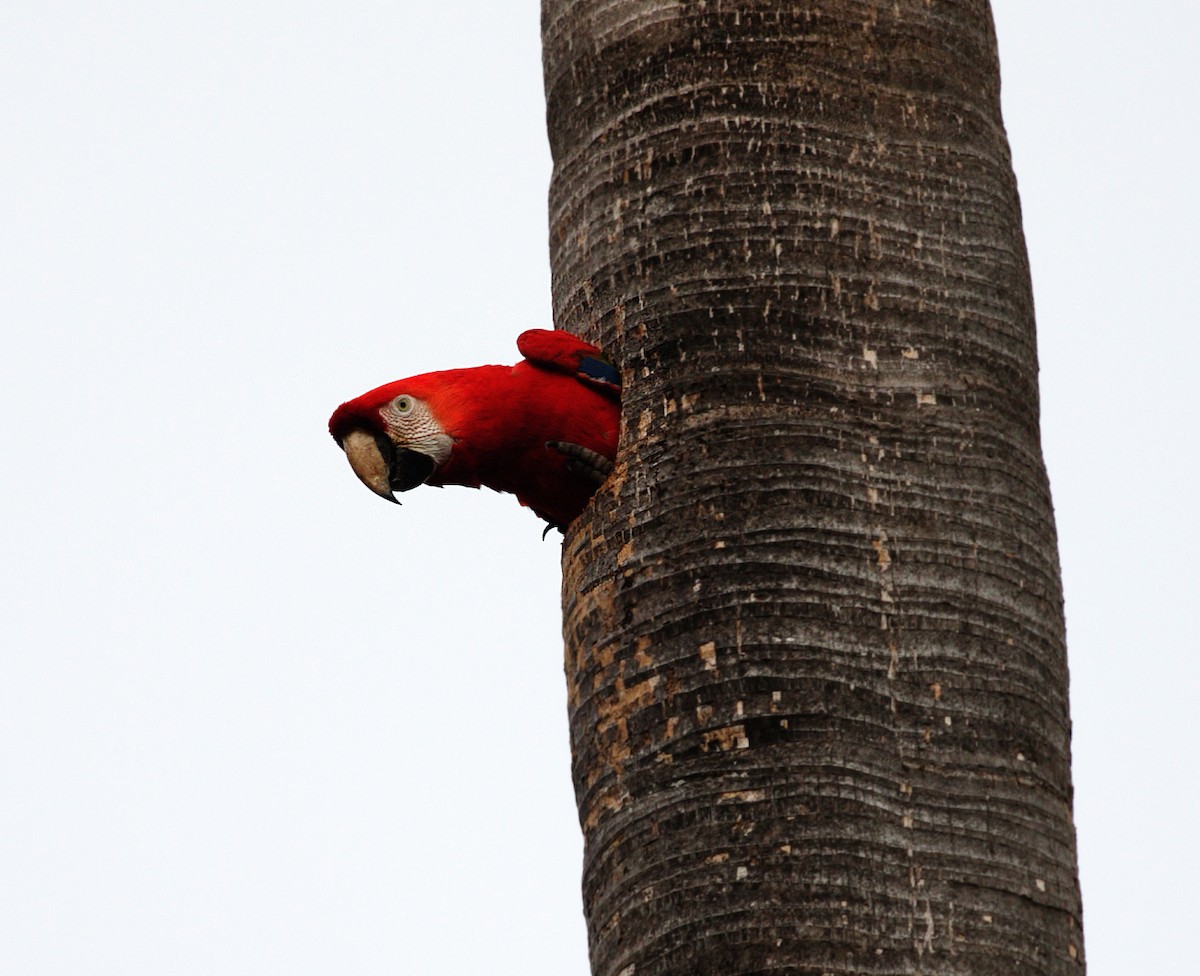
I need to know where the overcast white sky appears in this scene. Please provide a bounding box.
[2,3,1195,974]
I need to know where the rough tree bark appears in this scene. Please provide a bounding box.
[543,2,1083,974]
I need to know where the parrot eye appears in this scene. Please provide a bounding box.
[392,396,414,414]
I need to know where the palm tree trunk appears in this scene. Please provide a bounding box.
[543,2,1084,974]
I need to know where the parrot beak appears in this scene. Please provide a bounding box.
[341,429,399,503]
[340,429,437,504]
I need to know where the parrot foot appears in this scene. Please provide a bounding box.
[546,441,613,485]
[542,522,565,540]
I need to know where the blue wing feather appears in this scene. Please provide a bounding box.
[578,355,621,392]
[516,329,621,399]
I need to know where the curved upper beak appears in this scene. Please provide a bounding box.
[339,429,438,504]
[341,429,399,503]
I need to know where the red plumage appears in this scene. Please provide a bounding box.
[328,330,620,527]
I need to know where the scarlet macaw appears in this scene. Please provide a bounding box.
[328,330,620,530]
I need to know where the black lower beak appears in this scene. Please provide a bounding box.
[390,448,437,492]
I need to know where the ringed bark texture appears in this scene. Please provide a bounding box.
[544,2,1084,974]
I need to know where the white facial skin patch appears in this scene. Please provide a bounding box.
[381,395,454,465]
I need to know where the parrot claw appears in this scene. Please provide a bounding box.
[539,439,612,537]
[546,441,614,486]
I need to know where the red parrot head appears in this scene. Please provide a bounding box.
[327,374,464,504]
